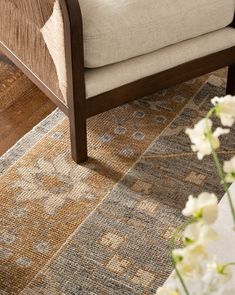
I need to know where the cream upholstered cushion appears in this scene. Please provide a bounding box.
[85,28,235,98]
[41,1,235,103]
[80,0,235,68]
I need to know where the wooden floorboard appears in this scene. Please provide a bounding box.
[0,51,56,156]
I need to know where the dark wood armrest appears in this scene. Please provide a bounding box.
[59,0,85,108]
[59,0,87,162]
[230,14,235,28]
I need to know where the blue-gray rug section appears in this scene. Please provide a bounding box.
[21,80,235,294]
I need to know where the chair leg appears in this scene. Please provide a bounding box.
[69,115,88,164]
[226,64,235,95]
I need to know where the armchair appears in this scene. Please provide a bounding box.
[1,0,235,163]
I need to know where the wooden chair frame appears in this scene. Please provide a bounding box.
[1,0,235,163]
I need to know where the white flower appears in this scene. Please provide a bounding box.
[182,193,218,224]
[202,262,234,291]
[212,95,235,127]
[223,156,235,183]
[172,223,217,277]
[172,247,204,277]
[185,118,229,160]
[182,224,217,271]
[210,263,233,283]
[156,287,180,295]
[183,223,218,247]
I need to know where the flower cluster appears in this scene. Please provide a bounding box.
[157,193,234,295]
[185,95,235,161]
[185,118,229,160]
[212,95,235,127]
[157,96,235,295]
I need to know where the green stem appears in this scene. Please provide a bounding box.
[175,267,190,295]
[170,220,194,295]
[206,107,216,119]
[211,149,235,225]
[204,114,235,226]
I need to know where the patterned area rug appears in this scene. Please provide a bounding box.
[0,69,232,294]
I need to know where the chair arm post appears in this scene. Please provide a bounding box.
[59,0,88,163]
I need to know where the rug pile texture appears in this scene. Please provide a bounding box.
[1,69,234,294]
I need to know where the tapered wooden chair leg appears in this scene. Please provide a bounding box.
[226,64,235,95]
[69,118,88,164]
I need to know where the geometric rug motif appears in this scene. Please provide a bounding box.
[2,70,223,294]
[20,74,235,294]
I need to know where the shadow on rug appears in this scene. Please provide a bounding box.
[18,75,235,294]
[1,68,222,294]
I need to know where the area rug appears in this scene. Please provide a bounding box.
[19,74,235,295]
[0,69,231,295]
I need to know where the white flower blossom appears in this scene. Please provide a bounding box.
[172,223,217,277]
[183,222,218,247]
[158,103,235,294]
[185,118,229,160]
[159,262,235,295]
[172,247,205,277]
[198,262,234,295]
[182,193,218,224]
[212,95,235,127]
[223,156,235,183]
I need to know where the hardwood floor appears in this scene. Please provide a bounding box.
[0,52,56,156]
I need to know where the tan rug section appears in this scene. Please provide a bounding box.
[0,69,227,294]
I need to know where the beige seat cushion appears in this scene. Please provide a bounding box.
[85,28,235,98]
[80,0,235,67]
[41,1,235,102]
